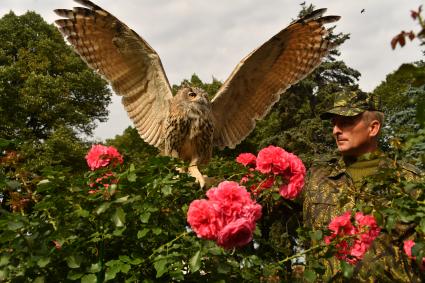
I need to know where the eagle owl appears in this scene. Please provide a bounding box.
[55,0,340,187]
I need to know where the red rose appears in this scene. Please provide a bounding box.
[187,199,223,240]
[217,218,254,249]
[254,146,306,199]
[325,212,381,265]
[256,145,290,174]
[85,144,123,171]
[236,153,257,167]
[403,239,425,267]
[187,181,262,249]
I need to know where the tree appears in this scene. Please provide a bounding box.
[0,11,112,141]
[373,62,425,168]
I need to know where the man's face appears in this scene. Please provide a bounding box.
[331,113,374,157]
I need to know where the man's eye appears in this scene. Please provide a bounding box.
[188,92,196,98]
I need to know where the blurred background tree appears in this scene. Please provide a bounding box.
[0,11,112,171]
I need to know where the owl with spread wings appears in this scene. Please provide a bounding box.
[55,0,340,187]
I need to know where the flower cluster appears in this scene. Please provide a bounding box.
[403,240,425,267]
[85,144,124,171]
[187,181,262,249]
[324,211,381,265]
[85,144,123,195]
[236,145,306,199]
[88,172,119,194]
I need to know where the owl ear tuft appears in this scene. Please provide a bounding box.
[181,80,193,89]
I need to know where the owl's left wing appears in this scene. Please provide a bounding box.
[211,9,340,149]
[54,0,172,148]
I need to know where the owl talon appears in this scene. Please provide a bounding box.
[188,165,206,189]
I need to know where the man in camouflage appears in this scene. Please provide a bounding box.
[302,90,423,282]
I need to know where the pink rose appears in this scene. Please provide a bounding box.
[325,212,381,265]
[328,212,355,236]
[256,146,290,174]
[403,240,425,267]
[236,153,257,167]
[187,181,262,249]
[206,181,253,205]
[404,240,416,258]
[217,218,254,249]
[85,144,123,171]
[254,146,306,199]
[187,200,223,240]
[279,174,304,200]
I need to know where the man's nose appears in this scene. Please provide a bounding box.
[333,123,342,136]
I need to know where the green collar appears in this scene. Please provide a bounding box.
[329,150,385,179]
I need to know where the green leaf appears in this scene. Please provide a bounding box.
[152,228,162,235]
[140,212,151,223]
[312,230,323,241]
[67,271,84,280]
[129,163,136,172]
[89,263,101,273]
[6,180,20,190]
[304,269,316,282]
[8,221,24,231]
[66,255,81,269]
[112,207,126,227]
[104,268,118,281]
[121,263,131,274]
[385,215,396,231]
[37,257,50,268]
[161,186,172,196]
[137,228,150,239]
[33,276,45,283]
[76,208,90,218]
[96,202,111,215]
[119,255,131,263]
[217,263,231,274]
[341,261,354,278]
[81,274,97,283]
[0,256,10,267]
[114,195,130,203]
[189,250,201,273]
[411,242,424,258]
[154,259,168,278]
[127,172,137,182]
[419,218,425,234]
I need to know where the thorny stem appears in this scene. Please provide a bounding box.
[278,243,325,264]
[148,231,190,260]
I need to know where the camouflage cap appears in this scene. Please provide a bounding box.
[320,90,381,120]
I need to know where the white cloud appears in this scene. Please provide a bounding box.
[1,0,423,140]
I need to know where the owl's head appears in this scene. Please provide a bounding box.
[176,86,210,107]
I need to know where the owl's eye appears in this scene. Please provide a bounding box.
[188,92,197,98]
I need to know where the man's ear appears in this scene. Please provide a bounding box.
[369,120,381,137]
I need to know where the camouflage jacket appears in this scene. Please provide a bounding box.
[302,151,423,282]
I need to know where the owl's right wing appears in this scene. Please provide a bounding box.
[54,0,172,148]
[211,9,340,149]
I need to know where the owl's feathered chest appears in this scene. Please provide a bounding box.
[163,101,214,163]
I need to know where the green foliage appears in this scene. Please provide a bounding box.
[0,11,111,141]
[106,127,159,164]
[374,63,425,168]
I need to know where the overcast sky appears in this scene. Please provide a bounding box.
[1,0,423,140]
